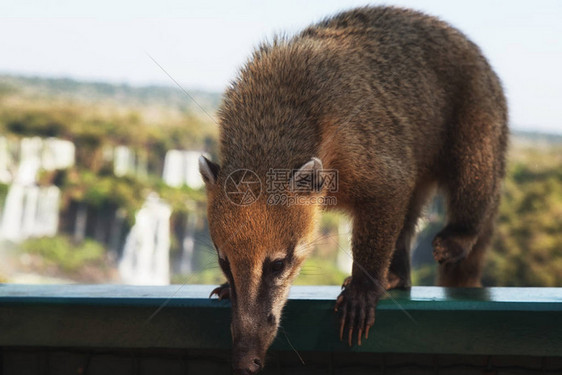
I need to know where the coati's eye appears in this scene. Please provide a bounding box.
[271,259,285,274]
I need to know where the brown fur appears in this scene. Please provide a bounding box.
[201,6,508,374]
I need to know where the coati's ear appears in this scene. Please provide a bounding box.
[290,157,324,193]
[199,155,220,185]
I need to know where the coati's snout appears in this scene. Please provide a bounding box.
[221,254,294,374]
[229,293,281,374]
[231,334,265,374]
[200,156,323,373]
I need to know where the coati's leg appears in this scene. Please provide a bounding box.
[432,179,492,265]
[438,220,494,286]
[335,197,408,346]
[432,113,505,268]
[387,182,435,289]
[386,236,411,289]
[387,208,418,289]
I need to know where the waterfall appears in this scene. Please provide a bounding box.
[162,150,184,187]
[162,150,206,189]
[114,145,135,177]
[0,136,70,242]
[118,194,171,285]
[184,151,204,189]
[16,137,42,185]
[0,184,60,242]
[41,138,75,171]
[20,185,39,238]
[0,185,25,241]
[35,186,60,237]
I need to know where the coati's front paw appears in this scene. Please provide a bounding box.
[209,282,230,300]
[334,278,380,346]
[432,235,469,264]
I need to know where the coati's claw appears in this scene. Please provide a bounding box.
[334,294,344,311]
[335,278,380,347]
[209,282,231,300]
[338,300,347,341]
[366,306,375,338]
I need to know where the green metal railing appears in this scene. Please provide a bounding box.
[1,285,561,357]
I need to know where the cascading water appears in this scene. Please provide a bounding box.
[0,185,61,242]
[162,150,206,189]
[118,193,172,285]
[35,186,60,237]
[0,184,25,241]
[0,137,64,242]
[162,150,184,188]
[0,136,205,283]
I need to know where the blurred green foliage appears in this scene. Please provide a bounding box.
[20,236,106,273]
[295,256,347,285]
[172,268,224,285]
[484,146,562,286]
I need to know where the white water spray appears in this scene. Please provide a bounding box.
[118,194,171,285]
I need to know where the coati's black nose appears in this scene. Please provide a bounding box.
[233,356,262,374]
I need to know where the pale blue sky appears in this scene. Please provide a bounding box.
[1,0,561,133]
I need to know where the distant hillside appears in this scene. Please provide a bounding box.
[0,74,221,116]
[2,73,562,147]
[511,129,562,146]
[0,73,220,154]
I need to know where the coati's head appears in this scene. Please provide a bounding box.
[199,155,324,374]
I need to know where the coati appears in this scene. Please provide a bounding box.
[199,6,507,374]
